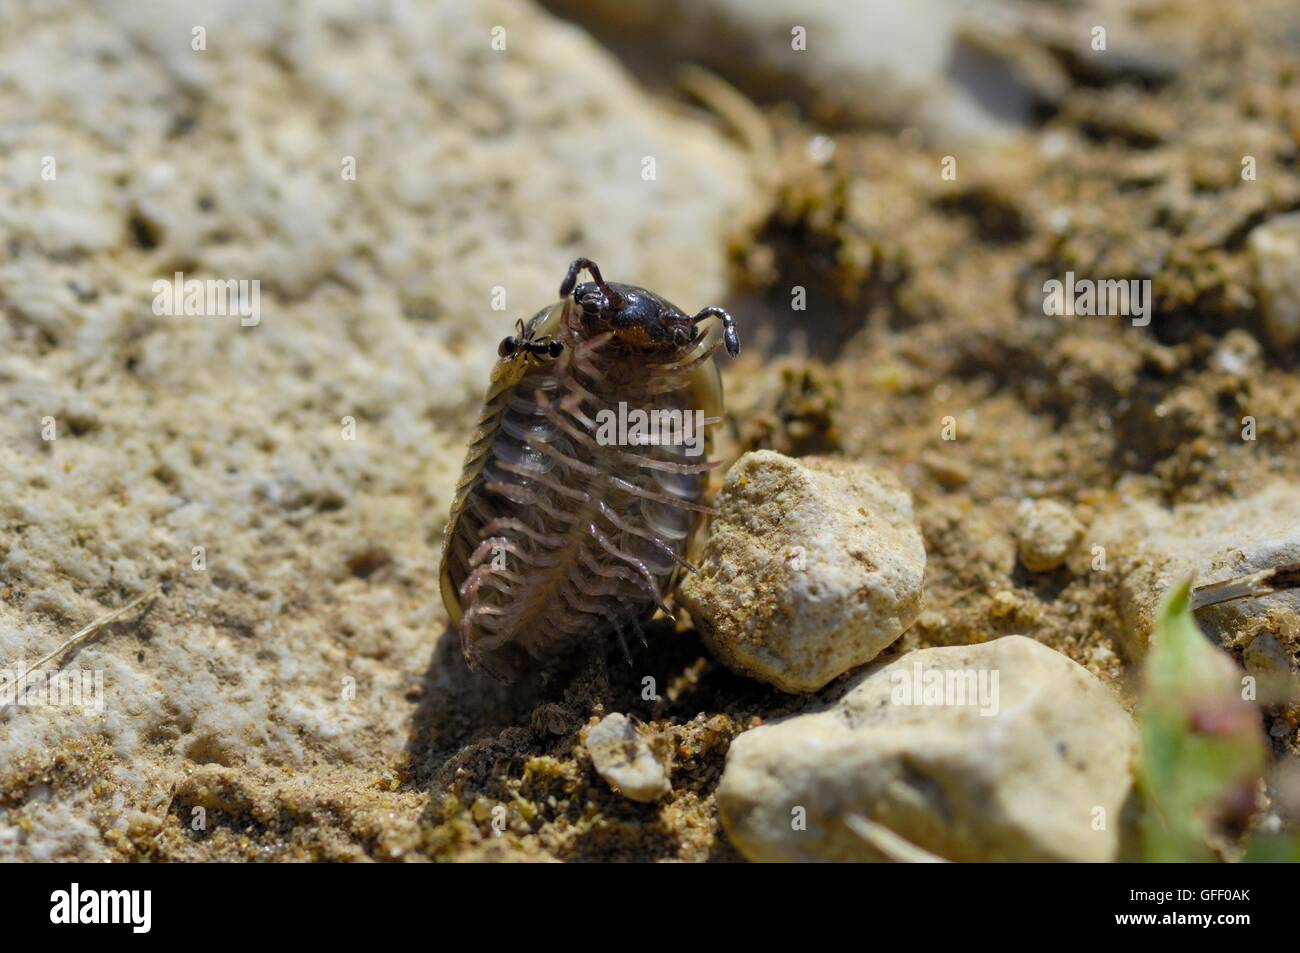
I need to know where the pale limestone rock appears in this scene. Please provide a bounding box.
[547,0,1045,137]
[1248,212,1300,349]
[717,636,1137,862]
[680,451,926,694]
[1093,481,1300,660]
[585,714,670,803]
[0,0,754,861]
[1015,498,1084,572]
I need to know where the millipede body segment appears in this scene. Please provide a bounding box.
[439,258,739,678]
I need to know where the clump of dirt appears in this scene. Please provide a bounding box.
[401,624,800,861]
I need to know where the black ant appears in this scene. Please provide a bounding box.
[498,318,564,361]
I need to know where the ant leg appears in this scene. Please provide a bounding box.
[691,306,739,357]
[559,257,625,308]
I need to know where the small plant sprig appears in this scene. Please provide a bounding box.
[1139,579,1267,862]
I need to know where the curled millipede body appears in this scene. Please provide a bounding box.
[439,258,739,678]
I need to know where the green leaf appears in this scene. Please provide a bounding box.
[1244,832,1300,863]
[1138,579,1266,862]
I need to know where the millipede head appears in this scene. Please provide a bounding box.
[559,257,739,358]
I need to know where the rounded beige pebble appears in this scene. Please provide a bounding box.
[717,636,1138,863]
[989,590,1018,618]
[679,450,926,694]
[584,714,670,803]
[1015,498,1084,572]
[1248,211,1300,349]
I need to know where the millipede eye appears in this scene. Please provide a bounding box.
[498,336,518,357]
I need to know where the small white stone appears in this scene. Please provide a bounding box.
[584,714,670,803]
[1248,212,1300,349]
[680,451,926,693]
[1015,498,1084,572]
[717,636,1137,862]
